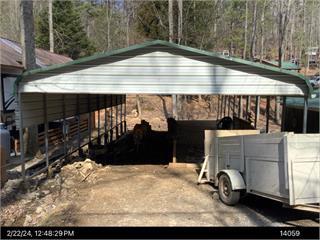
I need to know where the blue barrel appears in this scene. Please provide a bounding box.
[1,123,10,187]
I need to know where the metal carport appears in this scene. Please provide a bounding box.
[15,40,312,179]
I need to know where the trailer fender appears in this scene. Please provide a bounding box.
[217,170,246,190]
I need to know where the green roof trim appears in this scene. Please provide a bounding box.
[269,60,300,70]
[286,93,320,111]
[15,40,312,96]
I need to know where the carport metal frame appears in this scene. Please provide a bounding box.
[15,40,312,180]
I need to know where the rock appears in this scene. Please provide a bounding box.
[42,190,50,195]
[26,191,37,200]
[35,191,45,199]
[35,207,43,214]
[24,215,32,225]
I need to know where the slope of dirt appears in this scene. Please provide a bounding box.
[1,162,318,227]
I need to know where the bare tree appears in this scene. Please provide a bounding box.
[259,0,267,62]
[168,0,173,42]
[177,0,183,44]
[277,0,293,67]
[105,0,112,50]
[250,0,257,59]
[243,0,248,59]
[20,0,38,156]
[49,0,54,52]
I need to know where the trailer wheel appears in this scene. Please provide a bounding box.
[218,174,240,206]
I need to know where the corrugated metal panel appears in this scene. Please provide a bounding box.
[17,40,311,97]
[19,52,308,96]
[16,93,124,128]
[0,37,72,68]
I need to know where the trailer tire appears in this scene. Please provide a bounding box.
[218,174,240,206]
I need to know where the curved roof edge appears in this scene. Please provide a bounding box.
[15,40,312,96]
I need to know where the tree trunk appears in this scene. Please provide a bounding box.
[48,0,54,52]
[20,0,39,157]
[168,0,173,42]
[136,95,142,118]
[106,0,111,50]
[125,0,130,47]
[260,0,267,62]
[250,0,257,60]
[177,0,182,44]
[243,0,248,59]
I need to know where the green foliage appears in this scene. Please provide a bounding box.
[35,0,95,59]
[135,1,169,41]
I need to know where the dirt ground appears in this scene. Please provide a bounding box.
[1,161,319,227]
[2,95,317,227]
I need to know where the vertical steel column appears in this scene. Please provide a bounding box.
[18,92,25,181]
[115,96,119,139]
[104,95,107,145]
[97,95,101,144]
[220,96,224,118]
[223,96,227,116]
[281,96,286,131]
[303,96,308,133]
[217,96,220,121]
[76,94,82,156]
[110,96,113,142]
[246,96,251,120]
[43,94,49,170]
[124,95,127,133]
[266,96,270,133]
[62,94,67,159]
[239,96,243,118]
[232,96,236,116]
[227,96,231,116]
[254,96,260,129]
[88,94,92,144]
[120,95,123,135]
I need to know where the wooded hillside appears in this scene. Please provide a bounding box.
[1,0,319,66]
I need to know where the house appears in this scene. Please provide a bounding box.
[0,37,72,129]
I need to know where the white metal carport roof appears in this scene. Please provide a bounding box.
[16,40,312,96]
[15,40,313,129]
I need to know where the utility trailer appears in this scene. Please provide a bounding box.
[204,131,320,211]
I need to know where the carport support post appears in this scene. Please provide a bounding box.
[281,96,286,131]
[120,95,123,135]
[115,96,119,139]
[124,95,127,133]
[227,96,231,116]
[109,96,113,142]
[43,94,49,172]
[239,96,243,118]
[223,96,227,117]
[217,96,220,120]
[266,96,270,133]
[233,96,236,116]
[18,92,25,181]
[246,96,251,120]
[254,96,260,129]
[76,94,82,156]
[303,96,308,133]
[88,95,92,145]
[104,95,107,145]
[62,94,67,160]
[97,95,101,145]
[218,96,222,118]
